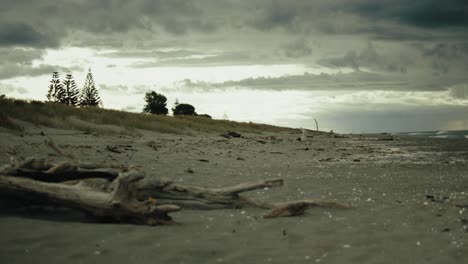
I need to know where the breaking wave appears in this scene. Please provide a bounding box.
[400,130,468,139]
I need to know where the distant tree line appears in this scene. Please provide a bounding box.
[46,70,210,117]
[47,68,101,107]
[143,91,211,118]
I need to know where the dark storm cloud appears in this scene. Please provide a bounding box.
[246,0,468,41]
[3,1,468,44]
[350,0,468,29]
[166,72,426,92]
[249,1,303,31]
[414,42,468,75]
[2,0,467,50]
[168,70,468,94]
[251,0,468,31]
[0,23,58,47]
[0,0,219,48]
[219,72,409,91]
[0,64,77,80]
[0,48,74,80]
[422,43,468,59]
[278,39,313,58]
[318,43,409,73]
[0,48,44,65]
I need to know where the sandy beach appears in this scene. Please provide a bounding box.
[2,0,468,262]
[0,121,467,264]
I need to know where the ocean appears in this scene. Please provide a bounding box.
[397,130,468,139]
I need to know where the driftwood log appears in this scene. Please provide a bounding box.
[0,171,180,225]
[0,157,351,225]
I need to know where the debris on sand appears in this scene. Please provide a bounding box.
[264,200,351,218]
[425,195,450,203]
[333,134,348,139]
[377,137,395,141]
[263,202,310,218]
[105,145,122,154]
[300,128,307,142]
[44,138,75,159]
[228,131,242,138]
[146,140,159,151]
[270,151,284,155]
[221,131,242,139]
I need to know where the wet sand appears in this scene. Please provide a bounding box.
[0,123,467,263]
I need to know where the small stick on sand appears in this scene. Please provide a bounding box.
[44,137,75,160]
[264,200,352,218]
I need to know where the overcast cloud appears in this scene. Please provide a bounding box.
[1,0,467,132]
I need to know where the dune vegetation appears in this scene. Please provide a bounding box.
[0,97,296,135]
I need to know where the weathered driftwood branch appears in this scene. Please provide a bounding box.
[214,178,284,195]
[132,177,285,209]
[3,157,119,183]
[264,200,352,218]
[5,167,119,183]
[0,158,352,223]
[0,171,179,225]
[132,176,352,214]
[44,138,75,160]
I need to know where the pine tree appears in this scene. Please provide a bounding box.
[61,73,80,106]
[79,68,101,107]
[172,98,179,113]
[46,72,65,102]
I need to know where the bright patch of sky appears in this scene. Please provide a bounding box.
[36,47,330,85]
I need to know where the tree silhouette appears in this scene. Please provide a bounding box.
[171,98,179,113]
[79,68,101,107]
[61,73,80,106]
[173,103,196,116]
[143,91,168,115]
[46,72,65,102]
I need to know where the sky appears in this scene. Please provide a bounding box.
[1,0,468,133]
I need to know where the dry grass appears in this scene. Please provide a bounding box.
[0,111,23,131]
[0,97,297,135]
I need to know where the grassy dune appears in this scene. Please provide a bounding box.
[0,97,296,135]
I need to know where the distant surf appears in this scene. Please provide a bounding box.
[397,130,468,139]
